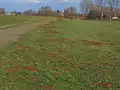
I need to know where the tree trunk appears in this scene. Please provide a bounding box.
[101,11,103,20]
[110,16,112,20]
[114,12,117,17]
[109,9,112,20]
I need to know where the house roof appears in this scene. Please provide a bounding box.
[0,8,5,12]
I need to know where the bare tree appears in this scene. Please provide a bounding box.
[108,0,120,20]
[80,0,93,14]
[95,0,105,20]
[80,0,93,19]
[108,0,114,20]
[112,0,119,17]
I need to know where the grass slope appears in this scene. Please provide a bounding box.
[0,19,120,90]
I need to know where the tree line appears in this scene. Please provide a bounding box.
[23,0,120,20]
[80,0,120,20]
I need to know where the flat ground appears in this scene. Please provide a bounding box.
[0,16,31,26]
[0,16,47,28]
[0,18,120,90]
[0,16,56,50]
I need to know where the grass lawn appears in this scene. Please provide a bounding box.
[0,18,120,90]
[0,16,31,26]
[0,16,53,29]
[0,16,45,27]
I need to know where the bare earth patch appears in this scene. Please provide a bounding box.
[0,20,53,50]
[81,39,113,47]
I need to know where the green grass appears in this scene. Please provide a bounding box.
[0,18,120,90]
[0,16,45,27]
[0,16,31,26]
[0,16,54,29]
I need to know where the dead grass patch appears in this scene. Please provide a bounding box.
[81,40,106,47]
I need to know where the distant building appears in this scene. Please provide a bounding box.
[60,12,64,17]
[23,9,33,16]
[37,6,53,16]
[6,12,12,15]
[0,8,5,16]
[31,10,37,16]
[64,7,76,19]
[15,12,22,16]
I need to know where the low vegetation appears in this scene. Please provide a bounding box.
[0,18,120,90]
[0,16,54,29]
[0,16,31,26]
[0,16,46,27]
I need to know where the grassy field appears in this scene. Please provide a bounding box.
[0,16,53,29]
[0,16,45,27]
[0,18,120,90]
[0,16,31,26]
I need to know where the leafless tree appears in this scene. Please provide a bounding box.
[80,0,93,19]
[108,0,120,20]
[95,0,105,20]
[112,0,119,16]
[80,0,93,14]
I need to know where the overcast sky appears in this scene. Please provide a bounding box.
[0,0,81,12]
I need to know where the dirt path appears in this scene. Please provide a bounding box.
[0,19,54,50]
